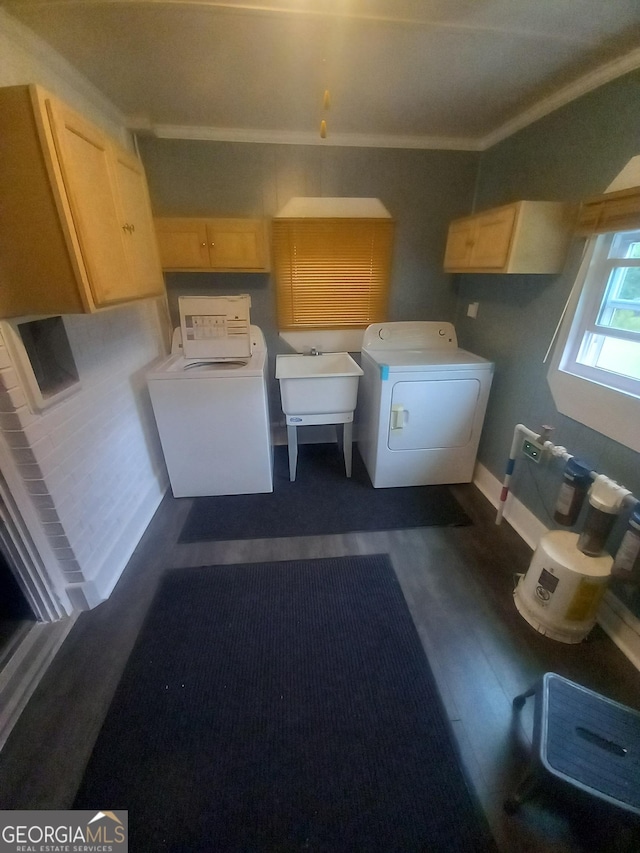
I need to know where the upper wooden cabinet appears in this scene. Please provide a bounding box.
[444,201,575,274]
[0,85,165,318]
[154,218,270,272]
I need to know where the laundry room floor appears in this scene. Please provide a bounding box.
[1,479,639,852]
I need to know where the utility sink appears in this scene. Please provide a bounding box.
[276,352,364,482]
[275,352,363,416]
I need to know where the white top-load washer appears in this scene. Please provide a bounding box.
[147,296,272,497]
[358,321,493,488]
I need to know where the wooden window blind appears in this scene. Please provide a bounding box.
[576,185,640,236]
[272,218,394,329]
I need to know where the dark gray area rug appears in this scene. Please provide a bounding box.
[74,554,495,852]
[178,443,471,542]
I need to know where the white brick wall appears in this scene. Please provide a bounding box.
[0,301,170,611]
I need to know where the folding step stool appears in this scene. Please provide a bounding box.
[505,672,640,817]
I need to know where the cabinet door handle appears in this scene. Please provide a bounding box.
[122,223,135,234]
[210,242,215,247]
[201,242,206,247]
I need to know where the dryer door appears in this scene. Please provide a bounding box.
[387,378,481,450]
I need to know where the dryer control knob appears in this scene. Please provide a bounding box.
[378,328,391,340]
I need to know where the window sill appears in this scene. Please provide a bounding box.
[547,365,640,452]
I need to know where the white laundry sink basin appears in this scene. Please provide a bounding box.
[275,352,363,415]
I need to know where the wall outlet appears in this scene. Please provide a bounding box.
[522,438,544,463]
[467,301,479,319]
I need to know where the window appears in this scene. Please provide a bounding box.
[272,218,394,329]
[548,229,640,452]
[562,230,640,394]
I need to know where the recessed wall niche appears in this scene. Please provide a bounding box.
[1,315,81,412]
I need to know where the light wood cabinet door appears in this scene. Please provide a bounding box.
[443,218,475,269]
[0,86,83,317]
[469,204,517,269]
[111,144,165,299]
[0,84,165,318]
[154,217,269,271]
[46,97,133,306]
[207,219,267,270]
[154,219,209,269]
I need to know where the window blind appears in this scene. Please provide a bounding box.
[576,185,640,236]
[272,218,394,329]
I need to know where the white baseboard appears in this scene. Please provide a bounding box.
[599,591,640,671]
[65,478,167,610]
[0,615,78,751]
[473,462,547,549]
[473,461,640,671]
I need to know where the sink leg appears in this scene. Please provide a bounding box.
[343,421,353,477]
[287,424,298,482]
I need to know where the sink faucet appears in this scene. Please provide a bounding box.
[308,347,322,356]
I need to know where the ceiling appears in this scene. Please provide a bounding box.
[4,0,640,150]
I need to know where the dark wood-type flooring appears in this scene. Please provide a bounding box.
[1,482,640,852]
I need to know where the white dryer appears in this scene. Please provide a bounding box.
[358,322,493,488]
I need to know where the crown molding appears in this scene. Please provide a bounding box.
[479,46,640,150]
[130,122,483,151]
[133,46,640,154]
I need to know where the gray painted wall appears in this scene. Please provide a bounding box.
[138,74,640,614]
[137,138,479,421]
[454,69,640,616]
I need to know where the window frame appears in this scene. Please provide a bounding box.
[562,231,640,394]
[547,233,640,453]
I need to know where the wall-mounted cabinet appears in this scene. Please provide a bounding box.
[0,85,165,319]
[154,218,270,272]
[443,201,574,274]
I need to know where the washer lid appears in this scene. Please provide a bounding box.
[364,347,493,372]
[147,348,266,379]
